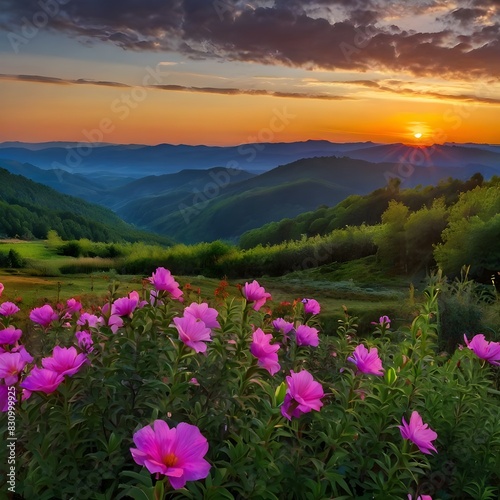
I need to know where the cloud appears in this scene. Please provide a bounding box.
[1,0,499,79]
[0,73,350,100]
[0,73,131,88]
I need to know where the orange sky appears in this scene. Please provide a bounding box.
[1,1,500,146]
[2,77,499,146]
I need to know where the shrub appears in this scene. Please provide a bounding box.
[0,273,499,498]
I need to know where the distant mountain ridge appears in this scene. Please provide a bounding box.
[0,140,499,244]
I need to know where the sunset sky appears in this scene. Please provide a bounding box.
[1,0,499,146]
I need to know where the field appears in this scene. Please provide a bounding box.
[0,239,416,335]
[2,246,499,499]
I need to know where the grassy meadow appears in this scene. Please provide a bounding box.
[0,239,417,335]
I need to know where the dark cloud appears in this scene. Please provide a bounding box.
[1,0,500,79]
[448,8,488,25]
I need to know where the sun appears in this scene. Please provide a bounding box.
[414,132,422,139]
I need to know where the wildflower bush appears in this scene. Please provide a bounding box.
[0,271,499,499]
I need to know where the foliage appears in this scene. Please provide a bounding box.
[434,186,500,279]
[239,174,489,249]
[0,168,173,245]
[428,268,498,352]
[0,248,25,269]
[1,272,499,499]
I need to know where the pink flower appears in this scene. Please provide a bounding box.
[130,420,210,489]
[372,315,391,327]
[250,328,280,376]
[0,302,20,316]
[149,267,183,300]
[0,326,23,345]
[12,345,34,364]
[20,367,64,394]
[272,318,294,336]
[173,315,212,353]
[66,298,82,314]
[75,330,94,353]
[184,302,220,329]
[347,344,384,376]
[408,495,432,500]
[77,312,104,328]
[464,334,500,366]
[302,298,320,315]
[0,352,30,385]
[0,283,4,296]
[111,293,139,317]
[30,304,58,327]
[243,280,271,311]
[281,370,324,420]
[399,411,438,455]
[130,290,148,309]
[295,325,320,347]
[108,314,124,333]
[41,346,88,377]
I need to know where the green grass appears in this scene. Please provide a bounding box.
[0,240,417,337]
[0,240,64,260]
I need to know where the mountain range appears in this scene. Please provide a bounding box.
[0,140,499,244]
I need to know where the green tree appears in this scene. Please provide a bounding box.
[374,200,409,271]
[434,186,500,276]
[404,198,449,271]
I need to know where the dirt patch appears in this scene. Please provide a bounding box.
[0,239,28,244]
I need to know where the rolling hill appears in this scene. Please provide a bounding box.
[1,140,499,244]
[0,168,172,244]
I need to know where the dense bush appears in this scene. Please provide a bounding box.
[0,249,25,269]
[0,271,499,499]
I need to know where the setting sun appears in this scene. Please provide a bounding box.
[414,132,423,139]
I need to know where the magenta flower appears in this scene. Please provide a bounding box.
[0,326,23,345]
[184,302,220,329]
[130,420,210,489]
[347,344,384,376]
[295,325,320,347]
[0,352,30,385]
[111,293,139,317]
[130,290,148,309]
[302,298,320,315]
[41,346,88,377]
[21,367,64,394]
[149,267,183,300]
[173,315,212,353]
[272,318,294,336]
[243,280,272,311]
[12,345,33,364]
[0,283,4,296]
[77,312,104,328]
[250,328,280,376]
[75,330,94,353]
[0,302,20,316]
[372,315,391,327]
[399,411,438,455]
[464,334,500,366]
[30,304,58,327]
[408,495,432,500]
[281,370,324,420]
[66,298,82,314]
